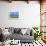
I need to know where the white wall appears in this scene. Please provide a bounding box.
[0,1,40,28]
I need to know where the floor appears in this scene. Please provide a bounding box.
[0,40,46,46]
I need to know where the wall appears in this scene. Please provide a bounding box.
[0,1,40,28]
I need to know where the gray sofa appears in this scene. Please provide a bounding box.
[4,27,34,43]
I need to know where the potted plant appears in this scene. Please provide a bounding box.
[32,27,38,40]
[32,27,43,40]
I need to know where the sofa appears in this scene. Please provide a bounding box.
[4,27,34,43]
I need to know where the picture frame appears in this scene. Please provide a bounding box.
[9,12,19,18]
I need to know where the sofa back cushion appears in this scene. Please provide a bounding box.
[14,28,21,33]
[8,27,14,34]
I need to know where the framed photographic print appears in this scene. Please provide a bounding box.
[9,12,19,18]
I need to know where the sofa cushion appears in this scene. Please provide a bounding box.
[14,28,21,33]
[8,27,14,34]
[8,33,34,43]
[21,28,27,35]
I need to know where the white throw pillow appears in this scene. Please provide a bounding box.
[3,29,10,36]
[21,28,27,35]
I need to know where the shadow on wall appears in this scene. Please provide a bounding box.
[0,28,3,42]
